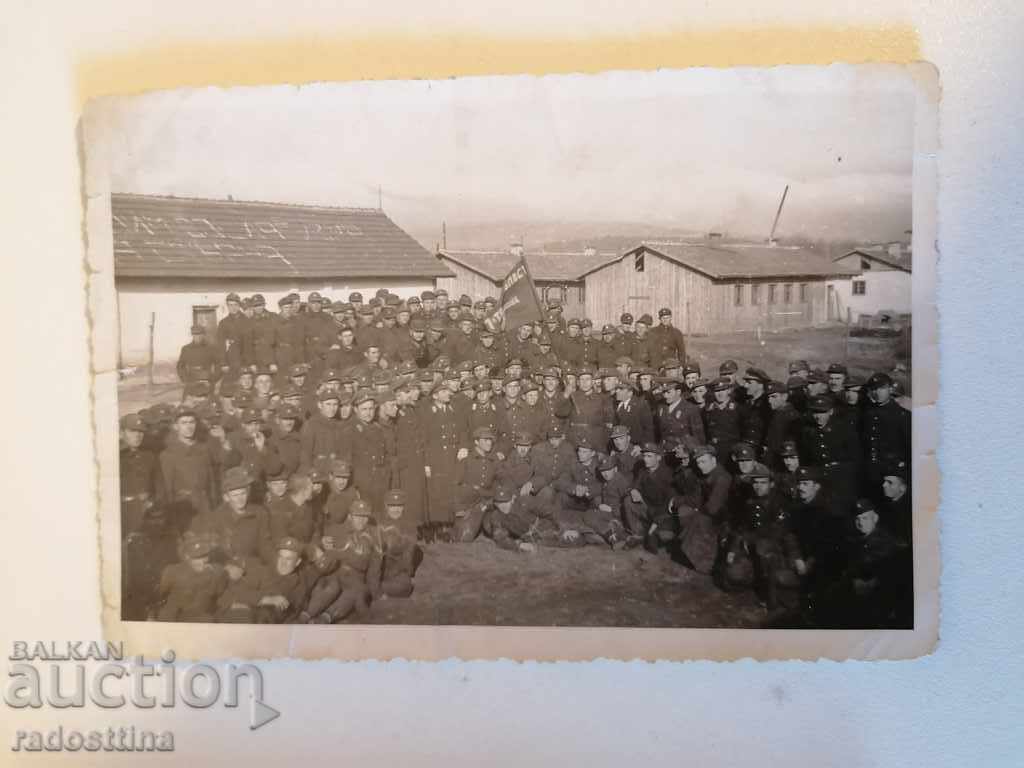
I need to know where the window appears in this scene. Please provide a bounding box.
[799,283,808,302]
[768,284,777,305]
[634,252,645,272]
[784,283,792,304]
[750,284,760,305]
[852,279,867,296]
[861,257,873,270]
[734,284,743,306]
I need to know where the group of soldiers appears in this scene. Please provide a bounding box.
[121,287,913,629]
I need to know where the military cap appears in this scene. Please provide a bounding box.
[844,375,866,390]
[409,317,427,331]
[384,489,406,507]
[184,539,213,559]
[882,460,909,482]
[658,307,672,318]
[546,423,566,439]
[120,414,145,432]
[719,360,739,375]
[286,292,300,303]
[577,364,596,376]
[620,312,634,324]
[309,461,330,483]
[637,313,654,326]
[372,369,396,385]
[277,404,301,420]
[251,294,267,306]
[266,466,291,483]
[564,368,579,378]
[537,334,552,345]
[601,324,617,335]
[307,292,323,304]
[483,296,497,305]
[788,360,810,373]
[457,294,471,307]
[349,292,363,302]
[369,288,385,299]
[470,380,491,394]
[276,536,304,555]
[513,431,534,446]
[567,317,582,328]
[385,294,401,306]
[779,441,799,458]
[692,444,716,460]
[369,297,383,308]
[429,319,446,332]
[353,389,376,406]
[240,408,262,424]
[357,305,375,316]
[596,367,617,379]
[806,369,828,384]
[493,486,516,503]
[318,390,341,403]
[866,372,894,390]
[609,424,631,440]
[242,297,254,309]
[320,369,342,383]
[807,395,834,413]
[711,376,733,392]
[174,404,198,420]
[396,360,418,376]
[746,462,771,479]
[795,466,822,482]
[505,357,524,368]
[614,356,634,367]
[540,366,559,379]
[581,318,594,328]
[330,301,346,313]
[407,295,422,305]
[381,306,397,319]
[827,363,848,375]
[640,441,662,454]
[597,455,618,471]
[326,459,352,477]
[681,363,701,377]
[346,498,372,518]
[854,499,878,516]
[786,375,807,390]
[548,296,563,308]
[420,290,436,300]
[339,303,355,314]
[472,426,497,441]
[478,327,495,337]
[456,378,473,392]
[190,324,205,335]
[285,363,305,378]
[432,288,447,298]
[732,442,756,460]
[690,377,710,390]
[744,367,770,384]
[277,296,293,308]
[545,310,559,322]
[765,380,787,396]
[418,370,435,383]
[575,433,595,450]
[222,466,253,491]
[225,292,241,304]
[522,380,539,393]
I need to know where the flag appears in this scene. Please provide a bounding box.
[484,257,545,331]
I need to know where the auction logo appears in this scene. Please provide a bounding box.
[5,641,281,753]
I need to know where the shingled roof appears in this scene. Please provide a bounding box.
[839,247,913,273]
[437,248,616,282]
[581,241,859,280]
[111,194,453,279]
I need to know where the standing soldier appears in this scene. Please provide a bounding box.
[349,390,392,514]
[495,377,530,456]
[249,295,278,373]
[122,503,179,620]
[393,383,427,527]
[268,403,303,476]
[596,325,620,369]
[799,395,862,513]
[655,378,706,445]
[452,427,500,541]
[739,367,772,453]
[569,366,614,451]
[423,380,469,524]
[861,373,912,502]
[764,381,802,467]
[613,379,655,446]
[218,292,251,377]
[159,406,219,533]
[120,413,164,537]
[275,296,306,371]
[631,315,654,368]
[378,490,423,597]
[302,292,335,373]
[300,390,343,470]
[539,367,572,433]
[648,307,687,370]
[704,377,741,461]
[177,324,222,384]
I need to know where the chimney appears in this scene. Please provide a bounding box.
[510,242,524,258]
[583,245,596,258]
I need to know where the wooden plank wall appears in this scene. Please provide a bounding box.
[435,260,500,302]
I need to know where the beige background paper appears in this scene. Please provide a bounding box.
[3,1,1023,765]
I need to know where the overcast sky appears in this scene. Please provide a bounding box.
[102,65,917,246]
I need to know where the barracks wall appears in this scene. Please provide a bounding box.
[115,277,435,366]
[435,260,501,303]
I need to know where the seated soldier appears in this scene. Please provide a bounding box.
[482,485,574,552]
[255,536,338,624]
[216,555,270,623]
[675,445,733,574]
[608,424,640,478]
[323,459,361,535]
[775,440,802,501]
[265,472,318,560]
[622,443,676,552]
[157,539,228,622]
[523,423,576,505]
[551,433,604,546]
[581,455,630,548]
[264,466,290,507]
[788,466,847,626]
[495,431,535,493]
[377,490,423,598]
[827,499,913,629]
[312,500,383,623]
[122,502,180,621]
[189,466,273,565]
[718,464,802,608]
[664,436,702,510]
[451,427,499,542]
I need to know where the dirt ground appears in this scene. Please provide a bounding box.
[364,540,769,628]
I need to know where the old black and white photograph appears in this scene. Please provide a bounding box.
[85,67,925,637]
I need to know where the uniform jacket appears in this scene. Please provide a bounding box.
[648,324,687,369]
[158,562,228,621]
[190,501,274,564]
[703,400,741,455]
[120,446,164,505]
[861,398,911,466]
[527,440,577,491]
[159,436,217,510]
[217,312,252,369]
[613,395,655,446]
[655,398,706,445]
[697,464,733,521]
[300,413,343,469]
[248,312,278,367]
[176,341,222,383]
[632,462,675,515]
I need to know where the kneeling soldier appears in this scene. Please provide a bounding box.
[257,536,338,624]
[452,426,499,542]
[580,455,630,548]
[378,490,423,598]
[313,499,383,622]
[622,443,676,551]
[482,485,569,551]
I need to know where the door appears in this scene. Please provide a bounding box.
[192,305,219,344]
[826,285,836,322]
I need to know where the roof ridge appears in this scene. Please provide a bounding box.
[110,192,385,215]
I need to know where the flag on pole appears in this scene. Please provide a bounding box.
[484,257,545,332]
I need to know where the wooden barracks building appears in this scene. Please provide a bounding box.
[111,193,453,365]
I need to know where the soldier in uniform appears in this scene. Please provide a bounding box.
[120,413,164,537]
[595,324,620,369]
[648,307,687,370]
[739,367,772,453]
[681,445,733,574]
[788,466,847,626]
[268,403,303,476]
[539,366,572,434]
[248,294,278,373]
[177,324,223,384]
[467,380,502,439]
[569,366,614,451]
[622,443,677,551]
[654,378,706,445]
[423,380,469,525]
[524,423,576,505]
[257,536,339,624]
[861,372,912,503]
[880,460,912,543]
[314,500,383,622]
[704,376,741,461]
[378,490,423,597]
[300,390,343,470]
[159,406,220,533]
[157,538,227,622]
[452,426,500,541]
[273,296,306,371]
[551,434,605,545]
[481,485,567,552]
[188,465,273,565]
[122,503,179,620]
[775,440,803,501]
[348,389,391,515]
[266,471,318,554]
[607,423,641,478]
[613,379,654,445]
[799,395,862,513]
[764,380,802,467]
[218,292,251,376]
[495,431,536,493]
